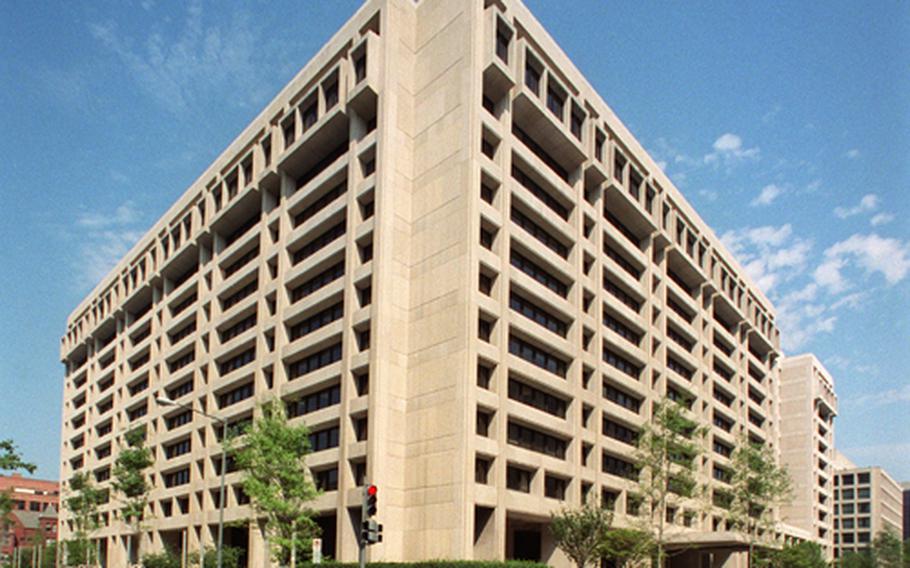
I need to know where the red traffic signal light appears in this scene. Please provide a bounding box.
[367,484,378,496]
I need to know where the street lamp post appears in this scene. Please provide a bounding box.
[156,396,228,568]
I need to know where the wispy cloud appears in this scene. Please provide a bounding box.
[750,184,783,206]
[870,212,894,227]
[834,193,878,219]
[70,202,146,290]
[761,104,781,124]
[845,148,860,159]
[704,133,760,165]
[838,443,910,479]
[845,384,910,408]
[89,1,276,115]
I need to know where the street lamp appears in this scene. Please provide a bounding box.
[156,396,228,568]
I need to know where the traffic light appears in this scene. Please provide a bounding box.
[360,519,383,544]
[360,484,382,546]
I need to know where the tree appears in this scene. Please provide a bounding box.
[599,527,654,567]
[113,426,154,565]
[549,501,613,568]
[872,530,903,568]
[838,550,873,568]
[229,399,320,567]
[187,546,243,568]
[140,550,181,568]
[635,397,707,567]
[65,471,106,567]
[726,436,792,567]
[757,541,826,568]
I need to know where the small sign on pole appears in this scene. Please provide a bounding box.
[312,537,323,564]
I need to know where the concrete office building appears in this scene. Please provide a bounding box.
[58,0,787,566]
[833,453,904,559]
[778,355,837,559]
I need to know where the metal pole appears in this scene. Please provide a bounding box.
[216,420,227,568]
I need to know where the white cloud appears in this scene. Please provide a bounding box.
[814,233,910,293]
[834,193,879,219]
[845,149,860,159]
[704,133,760,165]
[721,224,811,296]
[750,184,783,206]
[761,104,781,124]
[870,212,894,226]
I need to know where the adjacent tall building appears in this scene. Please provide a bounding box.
[58,1,791,566]
[779,354,837,559]
[832,452,904,560]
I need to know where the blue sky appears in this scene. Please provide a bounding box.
[0,1,907,481]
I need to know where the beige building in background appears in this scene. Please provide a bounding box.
[779,354,837,559]
[833,455,904,560]
[58,0,790,566]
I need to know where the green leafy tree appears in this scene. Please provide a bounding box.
[635,397,707,567]
[903,538,910,568]
[549,501,613,568]
[65,471,106,567]
[756,541,826,568]
[187,546,243,568]
[872,530,903,568]
[838,550,873,568]
[113,426,154,564]
[140,550,181,568]
[726,437,792,567]
[230,399,320,567]
[599,527,654,567]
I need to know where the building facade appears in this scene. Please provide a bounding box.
[902,482,910,541]
[778,354,837,559]
[833,457,904,560]
[0,475,59,559]
[58,1,787,566]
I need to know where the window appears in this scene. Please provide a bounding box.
[288,343,343,379]
[289,302,343,341]
[219,348,255,375]
[602,452,638,480]
[354,52,367,83]
[507,422,567,459]
[476,409,493,437]
[511,207,568,258]
[301,101,318,132]
[222,280,258,310]
[167,379,193,400]
[509,334,569,378]
[495,24,510,63]
[510,250,568,298]
[293,182,346,227]
[291,221,346,265]
[164,467,190,488]
[602,346,641,379]
[508,377,567,418]
[602,382,642,413]
[170,320,197,344]
[314,467,338,491]
[524,61,541,95]
[602,417,639,446]
[477,361,493,390]
[166,410,192,430]
[667,355,694,381]
[287,384,341,418]
[475,457,492,484]
[168,350,195,373]
[603,278,642,312]
[857,472,869,484]
[713,437,733,458]
[603,311,642,345]
[546,85,565,119]
[164,439,191,459]
[545,475,567,500]
[511,164,569,219]
[570,109,584,140]
[220,314,256,342]
[509,292,567,337]
[309,426,340,452]
[507,465,533,493]
[219,383,253,408]
[290,262,344,303]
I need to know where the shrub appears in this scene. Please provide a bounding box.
[140,551,181,568]
[301,562,547,568]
